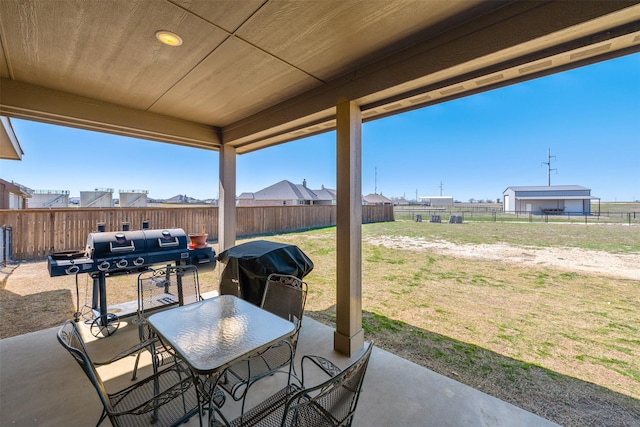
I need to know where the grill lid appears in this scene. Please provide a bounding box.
[86,228,187,259]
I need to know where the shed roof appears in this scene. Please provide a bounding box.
[515,195,600,200]
[504,185,590,193]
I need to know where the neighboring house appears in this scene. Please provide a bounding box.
[502,185,599,214]
[419,196,454,207]
[0,179,31,209]
[163,194,201,204]
[238,180,336,206]
[363,193,392,205]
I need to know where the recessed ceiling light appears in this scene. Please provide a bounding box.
[155,31,183,47]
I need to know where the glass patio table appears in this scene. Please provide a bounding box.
[147,294,296,424]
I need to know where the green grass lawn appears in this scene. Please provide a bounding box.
[251,221,639,427]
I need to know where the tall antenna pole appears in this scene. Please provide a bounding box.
[374,166,377,194]
[439,181,444,196]
[541,148,557,186]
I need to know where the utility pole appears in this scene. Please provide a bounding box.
[415,189,418,202]
[374,166,377,194]
[541,148,557,186]
[439,181,444,196]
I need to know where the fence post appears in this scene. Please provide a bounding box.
[1,226,12,267]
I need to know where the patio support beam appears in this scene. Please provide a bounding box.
[0,79,221,150]
[334,98,364,356]
[219,144,237,253]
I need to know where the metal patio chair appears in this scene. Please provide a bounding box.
[220,274,308,410]
[130,264,203,380]
[57,320,200,427]
[227,342,374,427]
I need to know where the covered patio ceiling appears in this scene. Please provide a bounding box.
[1,1,639,155]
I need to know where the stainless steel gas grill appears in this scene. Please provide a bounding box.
[47,225,215,337]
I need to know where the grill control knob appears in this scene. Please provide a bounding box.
[133,257,145,266]
[116,259,128,268]
[65,265,80,275]
[98,261,111,271]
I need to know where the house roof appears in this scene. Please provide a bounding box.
[0,116,23,160]
[363,193,392,204]
[0,178,31,197]
[250,180,335,202]
[1,2,637,154]
[313,187,337,202]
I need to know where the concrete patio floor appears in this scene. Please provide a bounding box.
[0,305,559,427]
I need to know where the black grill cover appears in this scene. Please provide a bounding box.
[217,240,313,305]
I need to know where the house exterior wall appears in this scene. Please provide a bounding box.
[0,180,28,209]
[8,192,24,209]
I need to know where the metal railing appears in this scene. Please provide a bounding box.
[395,207,640,226]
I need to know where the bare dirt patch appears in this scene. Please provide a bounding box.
[364,236,640,280]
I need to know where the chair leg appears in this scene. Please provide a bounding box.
[96,409,108,427]
[132,352,142,380]
[151,355,160,423]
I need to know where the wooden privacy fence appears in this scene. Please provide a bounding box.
[0,205,393,260]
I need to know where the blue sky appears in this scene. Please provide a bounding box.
[2,53,639,202]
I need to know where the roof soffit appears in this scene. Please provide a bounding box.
[223,2,640,152]
[0,1,638,154]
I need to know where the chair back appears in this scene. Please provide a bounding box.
[261,273,308,333]
[57,320,113,412]
[137,265,201,340]
[138,265,201,312]
[287,342,373,427]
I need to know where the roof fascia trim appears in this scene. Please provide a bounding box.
[0,79,222,150]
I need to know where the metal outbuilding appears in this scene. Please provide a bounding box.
[29,190,69,208]
[80,188,113,208]
[118,190,148,207]
[503,185,599,214]
[419,196,454,207]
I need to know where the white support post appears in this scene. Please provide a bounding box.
[218,145,237,253]
[334,98,364,356]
